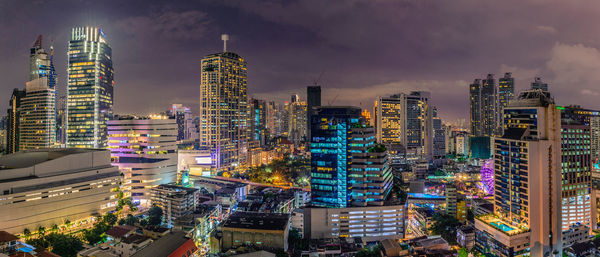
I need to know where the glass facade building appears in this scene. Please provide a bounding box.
[67,26,114,148]
[20,35,57,150]
[310,106,392,208]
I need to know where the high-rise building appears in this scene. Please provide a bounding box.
[67,27,114,148]
[470,74,502,137]
[531,77,548,92]
[0,116,6,154]
[6,89,26,154]
[374,94,403,147]
[56,96,67,146]
[168,104,194,141]
[248,98,268,146]
[309,106,392,208]
[288,95,307,145]
[475,89,562,257]
[498,72,514,112]
[306,85,321,143]
[560,123,592,232]
[374,92,433,157]
[199,45,247,171]
[107,116,178,207]
[432,107,445,158]
[19,35,57,150]
[446,183,457,216]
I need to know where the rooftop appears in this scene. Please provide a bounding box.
[476,214,528,236]
[131,231,192,257]
[0,231,18,242]
[222,212,289,231]
[0,148,104,170]
[106,225,137,239]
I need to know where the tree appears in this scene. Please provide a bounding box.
[23,228,31,237]
[37,226,45,236]
[45,233,84,257]
[430,213,460,243]
[83,228,104,245]
[147,205,163,226]
[51,224,59,232]
[103,213,118,226]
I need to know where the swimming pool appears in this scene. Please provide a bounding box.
[490,221,515,232]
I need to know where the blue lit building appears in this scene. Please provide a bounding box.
[310,106,392,208]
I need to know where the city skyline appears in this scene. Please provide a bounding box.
[3,1,600,122]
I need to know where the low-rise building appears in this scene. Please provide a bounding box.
[456,225,475,250]
[210,212,290,253]
[562,223,589,247]
[132,231,197,257]
[303,204,405,243]
[0,149,120,234]
[151,184,199,225]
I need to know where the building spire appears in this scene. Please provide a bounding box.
[33,34,42,49]
[221,34,229,52]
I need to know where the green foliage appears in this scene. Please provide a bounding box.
[82,212,118,245]
[459,248,469,257]
[236,155,310,186]
[118,214,139,226]
[27,233,83,257]
[430,213,460,244]
[103,213,118,226]
[23,228,31,237]
[148,205,163,226]
[355,245,381,257]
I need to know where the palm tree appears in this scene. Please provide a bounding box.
[37,226,45,237]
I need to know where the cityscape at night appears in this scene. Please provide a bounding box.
[2,1,600,257]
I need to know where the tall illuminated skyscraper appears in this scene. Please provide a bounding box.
[199,37,247,171]
[66,27,114,148]
[498,72,514,112]
[475,89,562,257]
[6,89,26,154]
[288,94,307,145]
[374,92,432,157]
[20,35,57,150]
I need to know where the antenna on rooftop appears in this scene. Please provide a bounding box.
[221,34,229,52]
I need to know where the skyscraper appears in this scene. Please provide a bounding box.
[248,98,268,146]
[432,107,446,158]
[288,95,307,145]
[498,72,514,111]
[19,35,57,150]
[6,89,26,154]
[374,92,433,157]
[199,40,247,171]
[310,106,392,208]
[67,27,114,148]
[306,85,321,143]
[475,89,562,257]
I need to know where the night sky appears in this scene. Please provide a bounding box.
[2,0,600,122]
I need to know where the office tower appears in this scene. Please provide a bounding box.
[6,89,26,154]
[310,106,392,208]
[498,72,515,111]
[199,42,247,171]
[67,27,114,148]
[248,98,267,146]
[470,74,502,137]
[288,95,307,145]
[0,149,120,234]
[56,96,66,145]
[265,101,276,138]
[560,123,592,231]
[306,85,321,142]
[475,89,562,257]
[531,77,548,91]
[405,91,433,157]
[107,116,178,207]
[168,104,194,141]
[374,92,433,157]
[374,95,403,146]
[432,107,446,158]
[20,35,57,150]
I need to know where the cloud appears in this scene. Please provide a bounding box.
[536,25,558,34]
[116,10,211,40]
[546,43,600,106]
